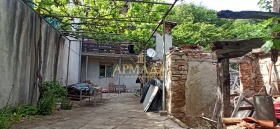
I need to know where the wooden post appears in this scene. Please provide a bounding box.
[217,58,231,128]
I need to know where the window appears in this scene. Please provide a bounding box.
[99,64,113,77]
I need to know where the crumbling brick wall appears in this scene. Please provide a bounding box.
[166,49,216,127]
[240,54,271,93]
[166,52,187,122]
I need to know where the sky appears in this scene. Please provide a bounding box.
[167,0,262,11]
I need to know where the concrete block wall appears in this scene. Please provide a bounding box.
[166,50,216,127]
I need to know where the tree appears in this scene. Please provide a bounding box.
[167,3,229,48]
[258,0,273,11]
[167,3,230,26]
[225,19,267,39]
[167,3,267,49]
[172,22,223,48]
[255,0,280,53]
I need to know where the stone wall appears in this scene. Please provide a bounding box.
[166,49,217,127]
[0,0,80,108]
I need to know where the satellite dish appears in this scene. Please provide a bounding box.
[147,48,156,57]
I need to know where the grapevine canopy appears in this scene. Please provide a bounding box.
[25,0,177,48]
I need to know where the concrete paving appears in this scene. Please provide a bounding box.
[13,93,184,129]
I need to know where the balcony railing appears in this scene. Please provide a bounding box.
[82,43,131,54]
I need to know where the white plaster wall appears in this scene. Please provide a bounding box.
[185,61,217,119]
[259,58,270,85]
[259,57,280,94]
[153,32,172,60]
[80,57,139,90]
[57,40,70,85]
[56,39,81,86]
[165,54,173,114]
[67,40,81,85]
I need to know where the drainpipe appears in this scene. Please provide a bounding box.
[66,41,71,87]
[78,38,83,82]
[86,55,88,81]
[162,21,166,111]
[144,46,147,83]
[118,57,122,94]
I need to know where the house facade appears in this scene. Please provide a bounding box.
[80,42,142,91]
[79,22,176,92]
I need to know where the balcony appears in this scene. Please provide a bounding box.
[82,43,138,59]
[83,43,132,54]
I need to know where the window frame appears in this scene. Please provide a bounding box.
[99,63,113,78]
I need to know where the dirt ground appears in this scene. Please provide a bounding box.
[10,93,184,129]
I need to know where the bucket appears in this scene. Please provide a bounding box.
[56,102,61,111]
[274,99,280,118]
[274,97,280,119]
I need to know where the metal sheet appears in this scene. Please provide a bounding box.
[143,85,159,112]
[253,94,277,124]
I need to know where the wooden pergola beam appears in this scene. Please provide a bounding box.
[211,38,265,59]
[229,57,250,64]
[217,10,280,19]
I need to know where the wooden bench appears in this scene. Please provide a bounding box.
[67,86,102,106]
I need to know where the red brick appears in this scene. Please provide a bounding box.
[172,76,180,81]
[172,71,187,75]
[171,55,182,59]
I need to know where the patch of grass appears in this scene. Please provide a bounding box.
[0,105,37,129]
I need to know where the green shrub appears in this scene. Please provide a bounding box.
[42,80,67,99]
[37,80,67,115]
[60,99,73,110]
[37,91,57,115]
